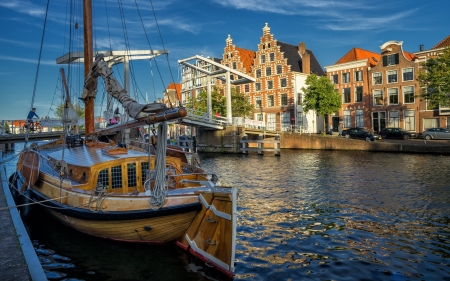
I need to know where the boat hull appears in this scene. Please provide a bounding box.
[47,208,198,243]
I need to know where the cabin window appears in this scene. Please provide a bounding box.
[127,163,137,188]
[98,168,109,189]
[141,162,149,185]
[111,165,122,189]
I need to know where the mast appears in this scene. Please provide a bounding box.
[83,0,94,134]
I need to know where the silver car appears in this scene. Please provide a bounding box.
[422,128,450,140]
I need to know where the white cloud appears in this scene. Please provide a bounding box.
[0,55,56,66]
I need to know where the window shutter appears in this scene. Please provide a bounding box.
[382,56,387,66]
[395,54,399,64]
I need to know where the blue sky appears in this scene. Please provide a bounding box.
[0,0,449,120]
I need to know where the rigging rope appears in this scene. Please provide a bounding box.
[149,122,168,209]
[30,0,50,111]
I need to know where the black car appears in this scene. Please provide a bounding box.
[343,127,381,141]
[379,128,417,140]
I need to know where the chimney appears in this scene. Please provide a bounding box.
[298,42,306,55]
[298,42,310,74]
[419,44,424,51]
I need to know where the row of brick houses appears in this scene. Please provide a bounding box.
[176,22,450,134]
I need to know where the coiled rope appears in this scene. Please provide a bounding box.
[149,122,167,209]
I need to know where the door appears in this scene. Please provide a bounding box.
[373,112,386,133]
[332,117,340,132]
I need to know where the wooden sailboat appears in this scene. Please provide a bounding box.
[9,0,237,277]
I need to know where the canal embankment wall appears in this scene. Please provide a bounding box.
[196,126,450,154]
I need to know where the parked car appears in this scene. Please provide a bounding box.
[343,127,381,141]
[379,128,417,140]
[419,128,450,140]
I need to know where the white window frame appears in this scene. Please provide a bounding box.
[342,72,350,83]
[388,88,398,104]
[355,86,363,102]
[343,88,351,103]
[403,86,415,104]
[388,111,399,127]
[373,72,382,85]
[343,110,351,128]
[404,110,415,131]
[387,70,397,83]
[267,113,276,130]
[373,89,383,106]
[354,70,363,82]
[402,67,414,81]
[355,109,364,127]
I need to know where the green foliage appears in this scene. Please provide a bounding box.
[301,74,342,115]
[55,102,85,118]
[418,47,450,108]
[4,122,10,133]
[185,86,254,117]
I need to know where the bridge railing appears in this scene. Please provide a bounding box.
[0,117,105,135]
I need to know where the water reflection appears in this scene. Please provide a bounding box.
[4,148,450,280]
[201,150,450,280]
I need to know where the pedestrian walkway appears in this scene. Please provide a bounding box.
[0,155,47,281]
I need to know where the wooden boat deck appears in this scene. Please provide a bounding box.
[46,145,148,167]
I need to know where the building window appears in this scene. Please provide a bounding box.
[280,78,287,87]
[270,53,275,61]
[403,67,414,81]
[355,109,364,127]
[343,110,351,128]
[257,113,263,121]
[387,70,397,83]
[244,84,250,93]
[281,112,290,131]
[255,83,261,91]
[343,88,351,103]
[373,72,382,85]
[388,111,400,127]
[230,74,234,80]
[266,67,272,76]
[297,112,304,127]
[331,74,338,84]
[403,86,414,103]
[277,65,282,74]
[355,70,363,82]
[261,55,266,64]
[232,62,237,69]
[383,53,399,66]
[256,69,261,78]
[342,72,350,83]
[404,110,415,131]
[388,88,398,104]
[355,86,363,102]
[255,96,262,108]
[281,94,288,106]
[267,113,276,130]
[374,89,383,105]
[297,93,303,106]
[267,80,273,89]
[268,95,274,107]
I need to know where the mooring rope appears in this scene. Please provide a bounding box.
[149,122,167,209]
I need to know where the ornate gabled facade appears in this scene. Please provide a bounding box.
[325,48,381,130]
[220,23,325,132]
[414,35,450,127]
[368,41,419,133]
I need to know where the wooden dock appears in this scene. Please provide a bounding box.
[0,155,47,281]
[240,134,280,156]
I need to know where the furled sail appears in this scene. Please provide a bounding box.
[81,54,167,120]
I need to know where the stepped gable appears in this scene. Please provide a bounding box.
[276,41,325,75]
[433,35,450,49]
[335,47,380,67]
[235,47,255,74]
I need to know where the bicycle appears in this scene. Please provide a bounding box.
[24,119,43,133]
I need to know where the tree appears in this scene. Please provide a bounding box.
[185,86,253,117]
[55,102,85,118]
[418,47,450,109]
[301,74,342,130]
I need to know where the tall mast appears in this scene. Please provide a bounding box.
[83,0,94,134]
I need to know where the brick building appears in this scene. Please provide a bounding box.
[325,48,380,130]
[219,23,325,133]
[414,35,450,129]
[368,41,419,133]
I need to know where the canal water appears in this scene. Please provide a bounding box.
[3,147,450,280]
